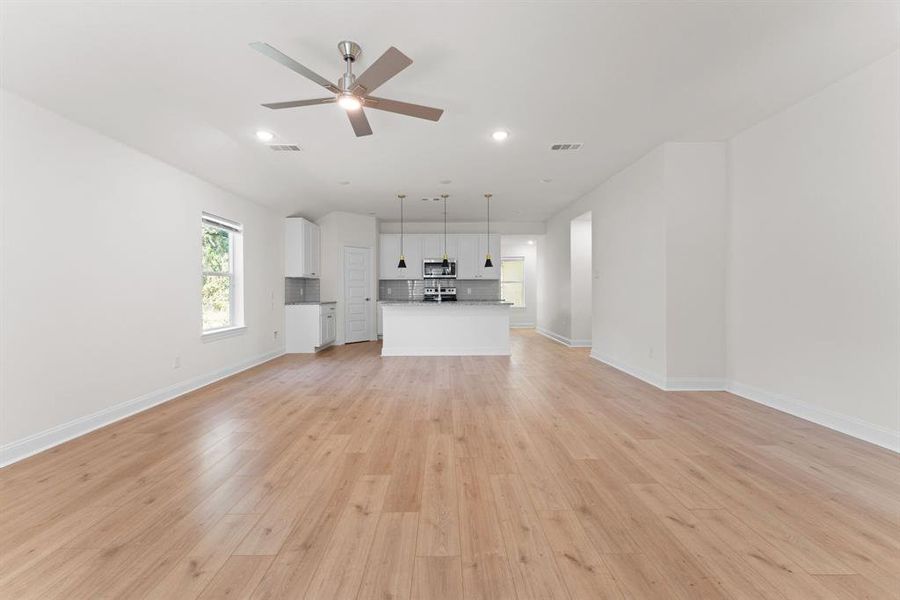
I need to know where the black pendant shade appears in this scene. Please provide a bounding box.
[484,193,493,269]
[397,193,407,269]
[441,194,449,268]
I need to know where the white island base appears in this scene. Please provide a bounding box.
[381,302,511,356]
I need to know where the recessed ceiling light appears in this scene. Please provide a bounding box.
[491,130,509,142]
[338,180,351,185]
[440,179,452,185]
[255,130,275,142]
[540,178,553,184]
[528,240,535,245]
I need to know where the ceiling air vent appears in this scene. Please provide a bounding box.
[268,144,302,152]
[550,143,583,151]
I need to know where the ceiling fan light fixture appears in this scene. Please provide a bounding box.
[337,93,362,111]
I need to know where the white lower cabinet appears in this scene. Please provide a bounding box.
[286,302,336,353]
[377,302,384,337]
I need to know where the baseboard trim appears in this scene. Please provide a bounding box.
[665,377,728,391]
[586,352,897,453]
[726,381,899,453]
[0,348,285,468]
[589,351,667,389]
[536,328,591,348]
[510,323,536,329]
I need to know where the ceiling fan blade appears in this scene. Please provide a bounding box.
[364,97,444,121]
[250,42,340,93]
[351,47,412,95]
[261,98,336,109]
[347,108,373,137]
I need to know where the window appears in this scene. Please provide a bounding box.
[201,213,244,333]
[501,257,525,308]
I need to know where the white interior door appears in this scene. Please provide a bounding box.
[344,246,371,343]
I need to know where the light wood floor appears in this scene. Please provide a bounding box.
[2,330,899,599]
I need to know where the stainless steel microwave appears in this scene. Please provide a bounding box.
[423,259,456,278]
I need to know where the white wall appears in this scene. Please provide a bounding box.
[538,146,668,363]
[590,148,669,380]
[500,235,540,327]
[540,143,728,385]
[0,90,285,463]
[727,51,899,446]
[569,216,593,343]
[540,51,899,450]
[665,143,728,384]
[318,211,378,345]
[538,205,580,341]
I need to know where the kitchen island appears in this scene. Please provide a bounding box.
[380,301,511,356]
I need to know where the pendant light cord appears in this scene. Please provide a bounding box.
[442,195,448,254]
[399,194,404,255]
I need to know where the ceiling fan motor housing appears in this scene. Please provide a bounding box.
[338,40,362,62]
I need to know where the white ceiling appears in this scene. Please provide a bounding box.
[2,2,897,222]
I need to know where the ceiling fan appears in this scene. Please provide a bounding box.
[250,40,444,137]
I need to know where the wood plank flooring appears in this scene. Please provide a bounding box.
[2,329,899,599]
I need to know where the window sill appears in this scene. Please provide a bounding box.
[202,325,246,342]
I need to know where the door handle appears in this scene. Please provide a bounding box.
[365,298,371,301]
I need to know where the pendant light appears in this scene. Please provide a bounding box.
[397,194,407,269]
[484,193,494,268]
[441,194,450,268]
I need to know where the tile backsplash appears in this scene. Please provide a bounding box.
[379,279,500,301]
[285,277,320,304]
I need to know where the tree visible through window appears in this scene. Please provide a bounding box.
[202,214,243,332]
[501,257,525,308]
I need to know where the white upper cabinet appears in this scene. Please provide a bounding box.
[379,233,500,280]
[401,235,423,279]
[420,234,443,260]
[285,217,321,278]
[379,234,423,280]
[456,235,480,279]
[379,234,401,280]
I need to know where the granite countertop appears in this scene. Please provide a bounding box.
[286,300,337,305]
[379,300,513,306]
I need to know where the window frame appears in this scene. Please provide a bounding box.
[500,256,526,308]
[201,213,245,337]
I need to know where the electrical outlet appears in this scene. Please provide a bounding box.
[173,355,181,369]
[648,347,654,359]
[466,288,472,295]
